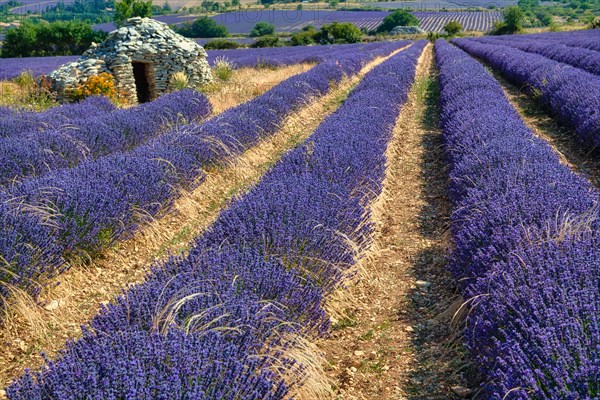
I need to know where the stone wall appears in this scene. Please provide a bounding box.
[47,17,212,104]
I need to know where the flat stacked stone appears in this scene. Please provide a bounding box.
[47,17,212,104]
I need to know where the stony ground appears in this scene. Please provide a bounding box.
[318,44,476,400]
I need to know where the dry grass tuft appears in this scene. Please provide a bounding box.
[277,335,334,400]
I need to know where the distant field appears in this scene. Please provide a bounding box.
[362,0,516,10]
[212,10,502,32]
[414,10,501,31]
[2,0,75,14]
[0,55,78,80]
[0,0,515,14]
[93,10,502,33]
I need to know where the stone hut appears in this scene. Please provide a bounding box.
[48,17,212,104]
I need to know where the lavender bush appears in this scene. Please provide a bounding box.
[453,38,600,151]
[0,90,212,185]
[0,95,116,138]
[7,40,426,400]
[0,41,408,312]
[436,39,598,399]
[472,36,600,76]
[206,42,398,68]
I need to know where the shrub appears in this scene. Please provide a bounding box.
[317,22,362,44]
[68,72,118,102]
[377,10,419,33]
[491,6,524,35]
[250,21,275,37]
[203,39,241,50]
[250,36,282,48]
[177,17,228,38]
[444,20,462,35]
[290,26,318,46]
[1,20,107,58]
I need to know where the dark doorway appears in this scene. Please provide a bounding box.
[132,62,152,103]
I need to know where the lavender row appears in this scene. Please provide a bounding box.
[506,29,600,52]
[435,40,598,399]
[472,36,600,76]
[207,41,402,68]
[0,95,117,138]
[0,41,408,312]
[0,90,211,186]
[8,40,426,400]
[453,38,600,151]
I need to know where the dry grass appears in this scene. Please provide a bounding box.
[0,56,392,392]
[0,78,57,110]
[204,63,315,115]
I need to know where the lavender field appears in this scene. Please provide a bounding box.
[213,10,502,33]
[2,0,75,14]
[0,31,598,400]
[364,0,516,10]
[0,55,78,80]
[92,10,502,33]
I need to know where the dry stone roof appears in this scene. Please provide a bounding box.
[48,17,212,103]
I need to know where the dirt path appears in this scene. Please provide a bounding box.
[492,72,600,188]
[0,51,405,393]
[320,45,476,400]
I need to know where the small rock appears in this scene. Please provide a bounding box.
[405,326,414,332]
[44,299,60,311]
[382,365,390,371]
[0,389,6,397]
[354,350,365,356]
[349,366,357,374]
[351,360,362,368]
[415,280,431,292]
[451,385,473,398]
[15,339,26,352]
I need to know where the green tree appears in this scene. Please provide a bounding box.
[231,0,240,6]
[250,21,275,37]
[502,5,524,33]
[177,16,229,37]
[114,0,152,26]
[376,10,419,33]
[443,20,462,35]
[290,25,318,45]
[317,22,362,44]
[1,20,107,57]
